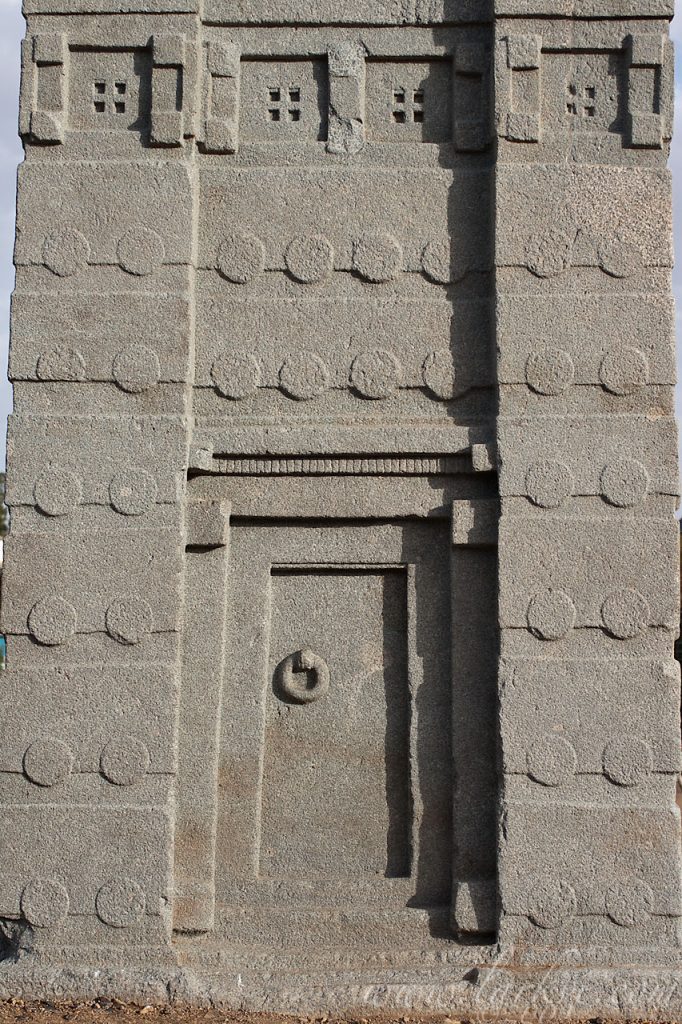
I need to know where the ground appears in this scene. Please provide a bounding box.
[0,1003,673,1024]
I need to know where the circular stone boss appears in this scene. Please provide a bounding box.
[525,460,574,509]
[352,234,403,283]
[528,880,577,929]
[21,878,70,928]
[34,467,82,517]
[600,589,650,639]
[23,738,74,787]
[100,737,151,786]
[524,229,574,279]
[599,347,649,396]
[96,878,145,928]
[421,241,454,285]
[285,235,333,283]
[605,879,653,927]
[350,349,403,399]
[109,468,157,516]
[422,350,457,400]
[526,735,577,787]
[42,228,90,278]
[106,597,153,645]
[526,589,576,641]
[112,345,161,394]
[597,237,641,279]
[525,348,575,396]
[28,596,77,646]
[279,352,330,400]
[36,346,86,382]
[602,736,653,787]
[216,233,265,284]
[600,458,649,508]
[117,228,165,277]
[211,353,261,400]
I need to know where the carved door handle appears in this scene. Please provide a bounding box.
[278,647,330,704]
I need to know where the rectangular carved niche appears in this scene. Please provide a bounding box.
[366,59,453,143]
[261,567,411,881]
[173,476,500,952]
[542,51,625,134]
[68,48,152,134]
[240,58,329,142]
[211,519,453,943]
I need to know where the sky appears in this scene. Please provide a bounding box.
[0,4,680,465]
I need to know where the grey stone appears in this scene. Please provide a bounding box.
[498,416,678,504]
[0,0,679,1015]
[1,528,182,644]
[500,658,681,776]
[499,517,678,630]
[0,665,177,774]
[9,294,191,385]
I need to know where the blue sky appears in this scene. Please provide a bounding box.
[0,3,680,465]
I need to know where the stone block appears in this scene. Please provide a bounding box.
[499,517,679,632]
[1,528,182,640]
[198,167,492,278]
[195,292,494,405]
[6,415,185,512]
[499,805,682,919]
[0,807,172,923]
[500,658,681,778]
[0,665,178,777]
[497,416,679,505]
[497,165,672,272]
[15,163,193,269]
[9,293,191,385]
[497,293,675,388]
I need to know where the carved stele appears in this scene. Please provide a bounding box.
[0,0,679,1016]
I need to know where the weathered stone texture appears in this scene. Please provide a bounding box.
[0,0,679,1015]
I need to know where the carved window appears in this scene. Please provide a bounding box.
[366,60,453,143]
[567,82,596,118]
[240,59,328,142]
[68,49,151,135]
[92,79,128,115]
[268,85,303,123]
[392,87,425,124]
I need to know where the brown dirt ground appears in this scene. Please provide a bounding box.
[0,1003,673,1024]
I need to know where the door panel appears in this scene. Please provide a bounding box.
[215,520,452,931]
[262,568,410,881]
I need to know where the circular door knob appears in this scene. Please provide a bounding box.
[277,647,330,704]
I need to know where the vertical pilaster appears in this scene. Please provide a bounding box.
[494,0,681,959]
[0,13,200,957]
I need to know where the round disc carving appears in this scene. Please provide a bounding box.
[275,648,330,705]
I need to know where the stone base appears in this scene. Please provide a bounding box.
[1,958,681,1020]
